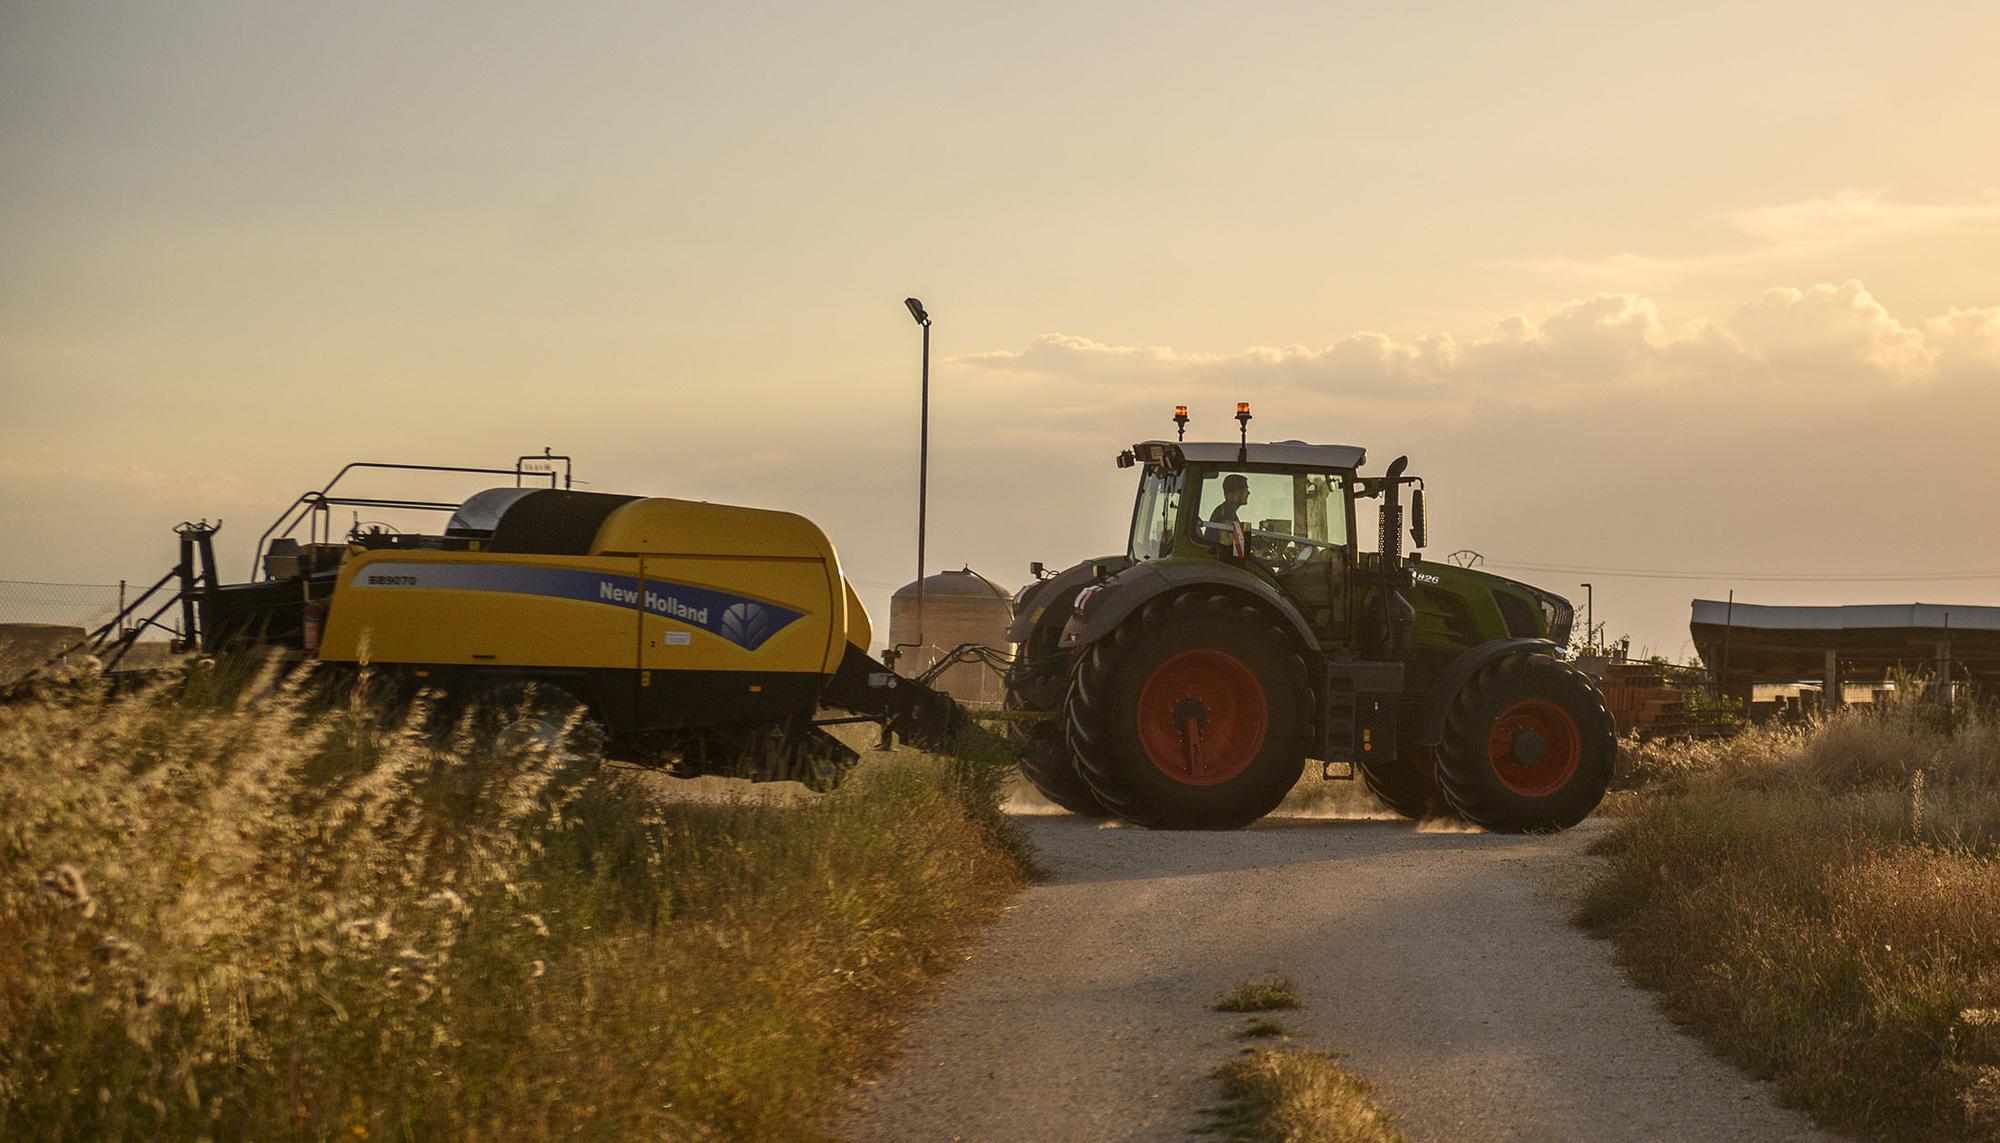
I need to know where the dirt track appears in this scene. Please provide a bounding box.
[842,811,1838,1143]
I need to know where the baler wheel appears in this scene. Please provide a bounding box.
[1066,592,1309,830]
[472,680,607,767]
[1433,654,1614,832]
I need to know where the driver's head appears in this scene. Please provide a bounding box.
[1223,474,1250,504]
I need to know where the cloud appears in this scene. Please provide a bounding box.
[1724,189,2000,246]
[1729,280,1934,382]
[956,281,2000,404]
[957,331,1449,397]
[1513,189,2000,282]
[1924,306,2000,381]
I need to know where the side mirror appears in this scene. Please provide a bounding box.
[1410,488,1429,550]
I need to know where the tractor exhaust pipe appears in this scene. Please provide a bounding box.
[1379,455,1408,567]
[1378,456,1416,657]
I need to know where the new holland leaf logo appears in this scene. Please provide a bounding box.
[720,602,773,648]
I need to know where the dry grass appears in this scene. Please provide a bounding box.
[1579,690,2000,1141]
[1215,979,1302,1014]
[0,658,1027,1141]
[1202,1047,1409,1143]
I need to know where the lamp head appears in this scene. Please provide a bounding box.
[904,297,930,325]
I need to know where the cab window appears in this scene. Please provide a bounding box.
[1190,469,1349,550]
[1128,469,1183,561]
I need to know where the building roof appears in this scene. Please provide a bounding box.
[1689,599,2000,633]
[1688,599,2000,684]
[1137,440,1368,470]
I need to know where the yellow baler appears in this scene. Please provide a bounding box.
[319,492,870,727]
[170,475,965,783]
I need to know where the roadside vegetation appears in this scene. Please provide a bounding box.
[1578,685,2000,1140]
[0,660,1026,1141]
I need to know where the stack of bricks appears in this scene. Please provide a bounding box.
[1598,661,1687,738]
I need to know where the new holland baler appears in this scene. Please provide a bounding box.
[76,457,966,786]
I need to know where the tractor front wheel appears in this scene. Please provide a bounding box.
[1359,749,1452,821]
[1008,677,1109,817]
[1066,592,1309,830]
[1434,654,1614,832]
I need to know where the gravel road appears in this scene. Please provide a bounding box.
[841,810,1840,1143]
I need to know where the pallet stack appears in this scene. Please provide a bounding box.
[1598,661,1687,738]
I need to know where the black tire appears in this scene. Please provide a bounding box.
[1007,677,1109,817]
[1066,592,1310,830]
[469,679,608,767]
[1359,748,1452,820]
[1434,653,1615,832]
[680,719,857,791]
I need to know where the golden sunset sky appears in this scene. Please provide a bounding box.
[4,2,1999,656]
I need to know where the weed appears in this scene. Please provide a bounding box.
[1215,979,1301,1013]
[1200,1047,1408,1142]
[1236,1018,1290,1040]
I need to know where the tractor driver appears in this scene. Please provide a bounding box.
[1202,473,1254,554]
[1208,473,1251,527]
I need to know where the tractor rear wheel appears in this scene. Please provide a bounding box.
[1359,749,1451,820]
[1434,654,1614,832]
[1066,592,1309,830]
[1007,678,1109,817]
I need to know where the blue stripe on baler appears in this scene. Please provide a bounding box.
[351,561,806,651]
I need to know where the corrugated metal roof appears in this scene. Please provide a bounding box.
[1690,600,2000,632]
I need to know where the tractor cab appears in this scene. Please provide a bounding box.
[1118,438,1421,651]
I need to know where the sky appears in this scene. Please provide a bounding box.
[3,0,1999,659]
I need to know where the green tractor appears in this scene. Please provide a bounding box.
[1004,411,1614,832]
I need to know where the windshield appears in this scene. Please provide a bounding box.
[1128,469,1183,560]
[1190,469,1349,549]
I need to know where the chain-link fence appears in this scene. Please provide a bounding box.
[1,579,189,682]
[0,579,131,632]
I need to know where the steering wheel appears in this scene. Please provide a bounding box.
[1197,520,1326,570]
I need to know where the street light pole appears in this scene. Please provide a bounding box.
[905,298,932,666]
[1580,582,1593,654]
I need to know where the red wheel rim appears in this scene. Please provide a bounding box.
[1487,699,1580,797]
[1135,650,1269,786]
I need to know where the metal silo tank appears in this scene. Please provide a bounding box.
[887,567,1014,705]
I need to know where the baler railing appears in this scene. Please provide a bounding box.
[250,460,565,578]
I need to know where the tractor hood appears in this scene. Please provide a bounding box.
[1410,558,1575,646]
